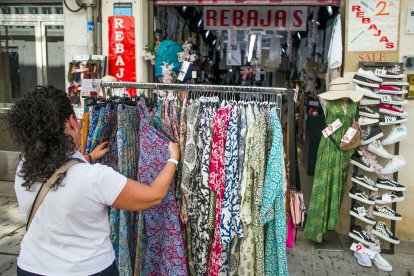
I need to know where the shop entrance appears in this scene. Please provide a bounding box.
[0,3,64,181]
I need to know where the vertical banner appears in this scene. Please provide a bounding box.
[347,0,399,52]
[108,16,136,96]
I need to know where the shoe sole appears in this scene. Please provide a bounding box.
[382,134,408,145]
[382,82,409,86]
[349,192,375,205]
[349,210,376,225]
[351,177,378,191]
[366,146,393,159]
[376,74,405,79]
[348,232,375,246]
[373,210,402,221]
[353,79,380,88]
[376,183,406,191]
[360,100,381,105]
[354,252,373,267]
[361,132,384,145]
[359,119,379,126]
[380,164,407,175]
[372,260,393,272]
[386,100,408,106]
[359,111,380,118]
[378,89,408,95]
[372,229,400,244]
[351,159,375,172]
[379,108,408,118]
[376,196,404,204]
[379,118,408,125]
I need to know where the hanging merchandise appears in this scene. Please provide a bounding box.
[87,82,298,276]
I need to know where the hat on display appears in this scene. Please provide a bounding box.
[101,75,117,82]
[319,77,364,102]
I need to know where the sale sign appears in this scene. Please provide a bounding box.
[156,0,340,5]
[203,6,307,31]
[347,0,399,51]
[108,16,136,96]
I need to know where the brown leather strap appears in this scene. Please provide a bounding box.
[26,159,82,231]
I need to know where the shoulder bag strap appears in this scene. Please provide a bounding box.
[26,159,82,231]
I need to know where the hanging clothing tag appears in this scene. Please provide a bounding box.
[341,126,358,143]
[350,243,376,259]
[322,119,342,138]
[177,61,190,81]
[177,52,185,62]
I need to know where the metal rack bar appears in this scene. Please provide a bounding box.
[101,81,287,93]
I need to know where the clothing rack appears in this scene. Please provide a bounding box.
[100,81,301,191]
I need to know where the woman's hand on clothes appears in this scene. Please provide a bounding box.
[90,141,109,161]
[168,142,180,160]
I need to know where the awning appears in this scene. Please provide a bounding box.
[155,0,340,6]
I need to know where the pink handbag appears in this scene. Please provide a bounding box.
[290,191,305,227]
[286,214,295,248]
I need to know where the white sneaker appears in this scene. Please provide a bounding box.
[360,98,380,105]
[356,68,384,82]
[353,251,372,267]
[381,125,408,145]
[373,253,392,272]
[367,140,393,159]
[354,84,381,99]
[380,155,406,175]
[358,116,379,126]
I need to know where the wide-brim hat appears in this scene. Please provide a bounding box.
[318,77,363,102]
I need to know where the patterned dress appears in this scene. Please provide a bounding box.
[207,104,232,276]
[138,103,188,275]
[304,100,357,242]
[259,108,288,276]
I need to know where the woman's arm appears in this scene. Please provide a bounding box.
[111,142,180,211]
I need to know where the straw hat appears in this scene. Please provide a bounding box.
[318,77,363,102]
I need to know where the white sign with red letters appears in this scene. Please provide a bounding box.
[347,0,399,51]
[203,6,307,31]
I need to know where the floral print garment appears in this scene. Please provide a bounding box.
[259,108,288,276]
[207,104,232,276]
[138,103,188,276]
[220,104,242,275]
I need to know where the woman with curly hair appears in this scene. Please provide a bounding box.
[8,86,180,276]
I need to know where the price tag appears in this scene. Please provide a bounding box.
[341,126,358,143]
[91,55,105,61]
[322,119,343,138]
[356,207,367,217]
[350,243,376,259]
[380,95,392,102]
[192,71,197,79]
[375,68,387,76]
[381,193,392,203]
[385,116,395,123]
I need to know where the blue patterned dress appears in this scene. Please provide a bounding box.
[259,108,288,276]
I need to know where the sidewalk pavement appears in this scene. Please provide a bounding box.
[1,190,413,275]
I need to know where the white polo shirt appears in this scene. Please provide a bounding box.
[14,151,127,276]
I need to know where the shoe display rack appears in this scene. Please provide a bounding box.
[348,62,408,255]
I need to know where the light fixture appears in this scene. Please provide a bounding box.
[247,34,256,62]
[229,69,233,72]
[297,32,301,40]
[282,48,286,53]
[197,18,203,28]
[182,6,187,13]
[326,6,333,16]
[212,39,217,46]
[205,30,210,38]
[311,19,320,26]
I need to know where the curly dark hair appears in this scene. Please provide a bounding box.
[8,86,76,190]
